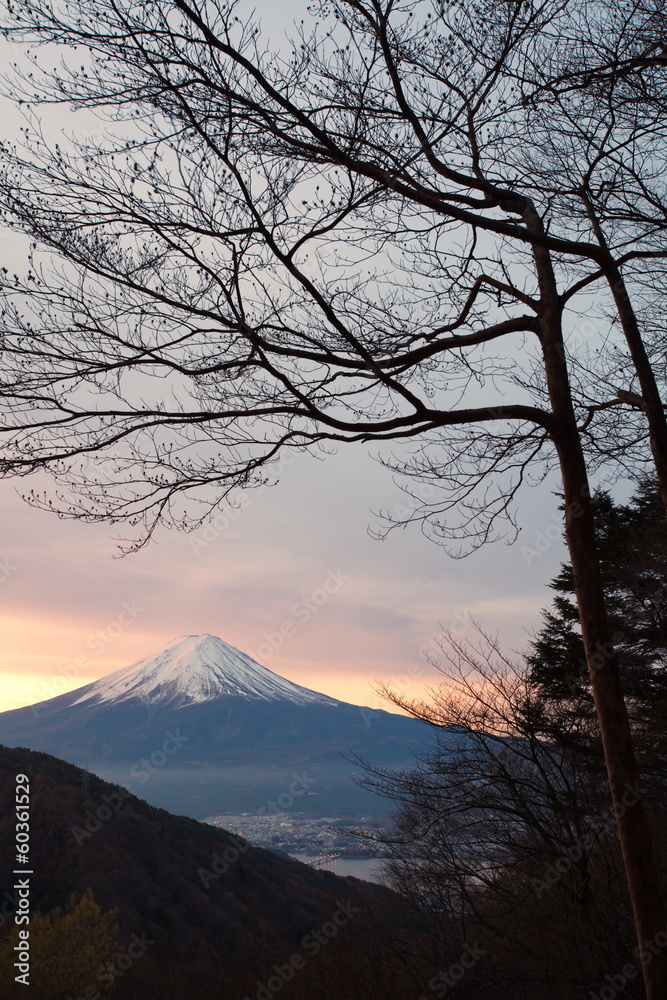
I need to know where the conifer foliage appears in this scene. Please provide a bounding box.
[528,482,667,706]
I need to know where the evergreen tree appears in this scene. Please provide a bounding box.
[528,482,667,706]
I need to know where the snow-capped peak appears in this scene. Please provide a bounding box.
[72,634,339,708]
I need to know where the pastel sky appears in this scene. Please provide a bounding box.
[0,440,569,713]
[0,1,573,715]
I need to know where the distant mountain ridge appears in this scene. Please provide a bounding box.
[0,635,432,818]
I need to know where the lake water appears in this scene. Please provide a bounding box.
[290,854,387,884]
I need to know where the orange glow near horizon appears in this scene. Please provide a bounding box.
[0,438,566,723]
[0,612,159,710]
[0,615,431,714]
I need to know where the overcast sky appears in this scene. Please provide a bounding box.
[0,1,580,713]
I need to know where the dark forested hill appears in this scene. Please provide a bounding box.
[0,744,432,1000]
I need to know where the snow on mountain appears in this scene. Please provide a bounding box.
[72,634,340,709]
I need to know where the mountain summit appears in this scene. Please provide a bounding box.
[0,633,431,818]
[72,634,339,709]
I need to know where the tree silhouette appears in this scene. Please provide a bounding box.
[1,2,667,989]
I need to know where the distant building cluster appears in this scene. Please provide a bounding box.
[203,812,380,858]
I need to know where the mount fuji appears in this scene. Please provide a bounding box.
[71,634,341,709]
[0,634,429,818]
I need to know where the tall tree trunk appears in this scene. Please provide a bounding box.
[604,260,667,515]
[581,195,667,514]
[528,206,667,997]
[554,421,667,997]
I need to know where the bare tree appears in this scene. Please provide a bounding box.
[1,1,666,989]
[357,628,646,996]
[503,0,667,508]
